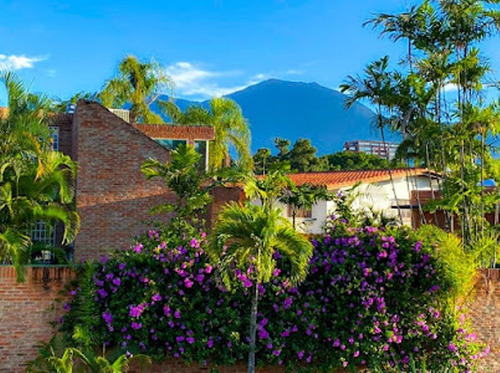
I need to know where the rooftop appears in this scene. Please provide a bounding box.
[280,168,433,189]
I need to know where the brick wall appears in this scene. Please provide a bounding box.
[0,266,74,372]
[72,101,176,260]
[206,186,245,229]
[468,269,500,371]
[132,124,215,145]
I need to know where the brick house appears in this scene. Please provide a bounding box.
[48,101,215,260]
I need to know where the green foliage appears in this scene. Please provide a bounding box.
[56,218,487,371]
[346,0,500,247]
[253,142,398,175]
[417,225,478,306]
[141,144,213,235]
[278,183,332,229]
[208,200,313,372]
[208,202,313,287]
[324,150,395,170]
[161,98,252,172]
[0,72,79,281]
[99,55,172,123]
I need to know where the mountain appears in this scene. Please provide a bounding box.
[158,79,392,155]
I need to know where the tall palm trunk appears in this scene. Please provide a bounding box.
[378,115,403,225]
[248,281,259,373]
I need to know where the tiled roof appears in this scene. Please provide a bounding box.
[132,123,215,141]
[280,169,431,190]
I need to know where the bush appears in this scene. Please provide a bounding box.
[58,220,487,371]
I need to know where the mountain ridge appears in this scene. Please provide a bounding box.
[157,79,388,155]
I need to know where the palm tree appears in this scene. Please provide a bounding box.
[0,72,79,281]
[141,144,213,233]
[207,201,312,373]
[279,184,332,230]
[340,57,404,224]
[99,55,172,123]
[364,1,430,69]
[160,97,252,172]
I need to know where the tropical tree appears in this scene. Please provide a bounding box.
[0,72,79,281]
[352,0,499,257]
[99,55,172,123]
[141,144,213,234]
[279,184,332,230]
[161,98,252,172]
[340,57,404,224]
[207,199,312,373]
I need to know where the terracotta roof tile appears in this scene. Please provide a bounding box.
[277,168,430,190]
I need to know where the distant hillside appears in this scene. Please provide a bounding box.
[156,79,394,155]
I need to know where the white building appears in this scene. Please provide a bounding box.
[266,169,439,234]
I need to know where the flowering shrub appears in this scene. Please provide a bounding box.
[60,219,487,371]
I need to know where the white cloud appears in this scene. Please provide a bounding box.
[164,61,304,99]
[0,54,44,71]
[165,62,243,99]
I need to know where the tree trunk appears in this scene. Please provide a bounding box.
[292,209,296,231]
[379,125,403,225]
[248,282,259,373]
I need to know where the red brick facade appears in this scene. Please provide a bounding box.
[0,267,74,372]
[468,269,500,371]
[69,102,177,260]
[132,123,214,145]
[43,102,231,260]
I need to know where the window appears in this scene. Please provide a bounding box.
[49,126,59,151]
[194,140,208,171]
[155,139,187,150]
[31,221,56,246]
[287,205,312,218]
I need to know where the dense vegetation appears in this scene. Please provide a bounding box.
[253,137,397,174]
[340,0,499,252]
[0,73,79,281]
[52,212,486,371]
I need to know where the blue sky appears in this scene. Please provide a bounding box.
[0,0,498,105]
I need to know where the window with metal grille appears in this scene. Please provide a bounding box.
[287,205,312,218]
[49,126,59,151]
[31,221,56,246]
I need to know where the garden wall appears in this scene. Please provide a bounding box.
[0,267,498,372]
[0,266,74,372]
[467,268,499,372]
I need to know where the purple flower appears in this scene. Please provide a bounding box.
[186,337,195,344]
[174,310,181,319]
[131,322,142,330]
[133,243,143,253]
[207,339,214,348]
[184,278,194,288]
[129,304,145,318]
[152,293,162,302]
[112,278,121,286]
[258,329,269,339]
[102,311,113,324]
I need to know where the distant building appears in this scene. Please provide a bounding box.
[344,140,399,160]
